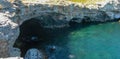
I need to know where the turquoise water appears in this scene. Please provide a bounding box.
[67,22,120,59]
[44,22,120,59]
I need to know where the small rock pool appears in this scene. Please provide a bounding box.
[14,21,120,59]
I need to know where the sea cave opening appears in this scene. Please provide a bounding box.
[13,17,70,58]
[13,18,48,57]
[13,16,95,58]
[13,15,114,58]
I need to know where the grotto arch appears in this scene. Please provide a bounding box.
[13,18,47,57]
[13,13,69,57]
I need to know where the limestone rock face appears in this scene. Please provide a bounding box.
[0,57,23,59]
[34,13,68,28]
[0,13,20,57]
[0,40,8,57]
[0,0,120,58]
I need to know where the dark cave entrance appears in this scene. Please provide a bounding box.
[13,17,90,58]
[13,18,49,57]
[13,18,70,58]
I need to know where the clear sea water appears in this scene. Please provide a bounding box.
[43,22,120,59]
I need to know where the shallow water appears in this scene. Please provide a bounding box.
[44,22,120,59]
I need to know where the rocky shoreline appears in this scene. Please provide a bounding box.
[1,0,120,58]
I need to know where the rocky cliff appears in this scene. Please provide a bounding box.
[0,0,120,58]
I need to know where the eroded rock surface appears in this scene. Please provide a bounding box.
[0,40,8,57]
[0,0,120,58]
[0,57,23,59]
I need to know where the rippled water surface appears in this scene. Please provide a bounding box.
[45,22,120,59]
